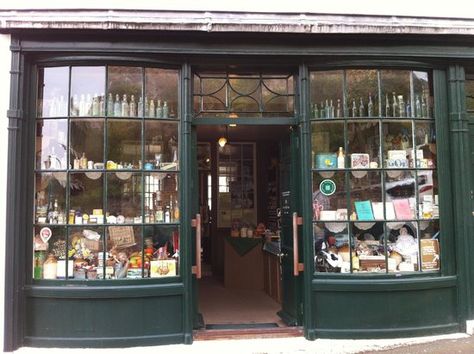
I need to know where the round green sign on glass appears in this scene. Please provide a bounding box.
[320,179,336,196]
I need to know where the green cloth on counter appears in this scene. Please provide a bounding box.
[225,235,262,256]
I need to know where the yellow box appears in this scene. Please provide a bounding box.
[150,259,177,277]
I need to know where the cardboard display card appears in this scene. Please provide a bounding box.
[371,202,384,220]
[420,239,440,271]
[354,200,374,220]
[392,199,413,220]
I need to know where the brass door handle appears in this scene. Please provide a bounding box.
[292,212,304,276]
[191,214,202,279]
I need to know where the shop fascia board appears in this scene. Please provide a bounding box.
[1,10,474,35]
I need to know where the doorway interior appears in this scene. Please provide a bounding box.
[195,124,300,334]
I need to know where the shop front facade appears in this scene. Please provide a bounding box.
[1,8,474,351]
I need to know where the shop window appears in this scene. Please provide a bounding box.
[217,143,256,228]
[310,69,440,274]
[33,65,181,281]
[193,72,295,118]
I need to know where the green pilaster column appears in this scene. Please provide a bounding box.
[447,65,473,323]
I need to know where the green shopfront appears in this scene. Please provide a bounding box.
[2,12,474,350]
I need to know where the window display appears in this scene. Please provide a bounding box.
[33,65,181,281]
[310,69,439,274]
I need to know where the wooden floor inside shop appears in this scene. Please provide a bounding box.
[195,274,303,340]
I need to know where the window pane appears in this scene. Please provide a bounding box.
[311,122,345,169]
[33,226,67,279]
[412,71,432,118]
[71,67,106,117]
[353,221,387,273]
[347,70,379,118]
[310,70,344,118]
[382,121,413,167]
[348,121,380,168]
[380,70,411,118]
[145,225,180,277]
[70,119,104,170]
[106,226,142,279]
[387,222,420,272]
[144,121,179,171]
[107,119,142,169]
[69,172,104,224]
[35,172,67,224]
[314,222,350,273]
[466,78,474,112]
[107,172,142,224]
[419,220,440,271]
[145,68,179,119]
[68,226,104,280]
[385,170,416,220]
[37,66,69,118]
[350,171,382,221]
[107,66,143,118]
[35,119,68,170]
[144,173,180,224]
[312,171,347,221]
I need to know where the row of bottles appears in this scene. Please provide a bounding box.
[312,92,429,118]
[67,93,172,118]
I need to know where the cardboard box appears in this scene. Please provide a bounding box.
[421,239,440,271]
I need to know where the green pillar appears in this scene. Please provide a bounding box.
[447,65,474,323]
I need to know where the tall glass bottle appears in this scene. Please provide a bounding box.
[336,99,341,118]
[398,95,405,118]
[149,99,155,118]
[129,95,136,117]
[385,94,390,117]
[92,94,100,116]
[121,94,129,117]
[163,100,169,118]
[107,93,114,116]
[358,97,365,117]
[415,95,422,118]
[367,94,374,117]
[138,96,144,117]
[99,94,105,116]
[392,92,398,118]
[156,99,163,118]
[351,99,357,118]
[113,94,121,117]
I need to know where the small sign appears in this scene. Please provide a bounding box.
[39,227,52,243]
[319,179,336,196]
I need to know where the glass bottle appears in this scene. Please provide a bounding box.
[337,147,345,169]
[113,94,121,117]
[59,95,66,116]
[129,95,136,117]
[312,103,319,118]
[392,92,398,118]
[99,94,105,116]
[351,99,357,118]
[92,94,99,116]
[421,94,427,117]
[86,94,92,116]
[398,95,405,117]
[329,99,334,118]
[164,205,171,223]
[385,94,390,117]
[79,94,86,116]
[43,254,58,280]
[358,97,365,117]
[121,94,129,117]
[107,93,114,116]
[163,100,169,118]
[156,99,163,118]
[138,96,144,117]
[336,99,341,118]
[79,152,88,169]
[324,99,329,118]
[415,95,422,118]
[52,199,59,224]
[72,94,79,116]
[319,101,325,118]
[367,94,374,117]
[149,99,155,118]
[145,97,149,117]
[155,201,164,222]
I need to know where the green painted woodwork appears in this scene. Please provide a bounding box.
[277,131,303,325]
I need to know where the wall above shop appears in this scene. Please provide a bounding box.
[1,2,474,35]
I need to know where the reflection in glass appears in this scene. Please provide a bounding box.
[412,71,431,118]
[107,172,142,224]
[106,225,142,279]
[310,70,344,118]
[311,122,345,169]
[466,78,474,111]
[35,172,67,224]
[414,122,437,168]
[418,169,438,219]
[144,121,179,171]
[71,67,106,117]
[107,119,142,169]
[69,172,103,224]
[380,70,411,118]
[312,172,347,221]
[33,226,67,280]
[387,222,419,272]
[68,226,104,280]
[263,77,294,113]
[70,119,104,170]
[347,70,379,118]
[350,171,382,221]
[36,119,68,170]
[37,67,69,118]
[144,173,179,223]
[347,121,380,168]
[197,143,211,170]
[145,68,179,119]
[144,225,179,277]
[108,66,143,118]
[353,221,386,273]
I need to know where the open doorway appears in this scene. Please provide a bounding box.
[194,124,302,335]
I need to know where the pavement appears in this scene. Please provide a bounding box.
[12,332,474,354]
